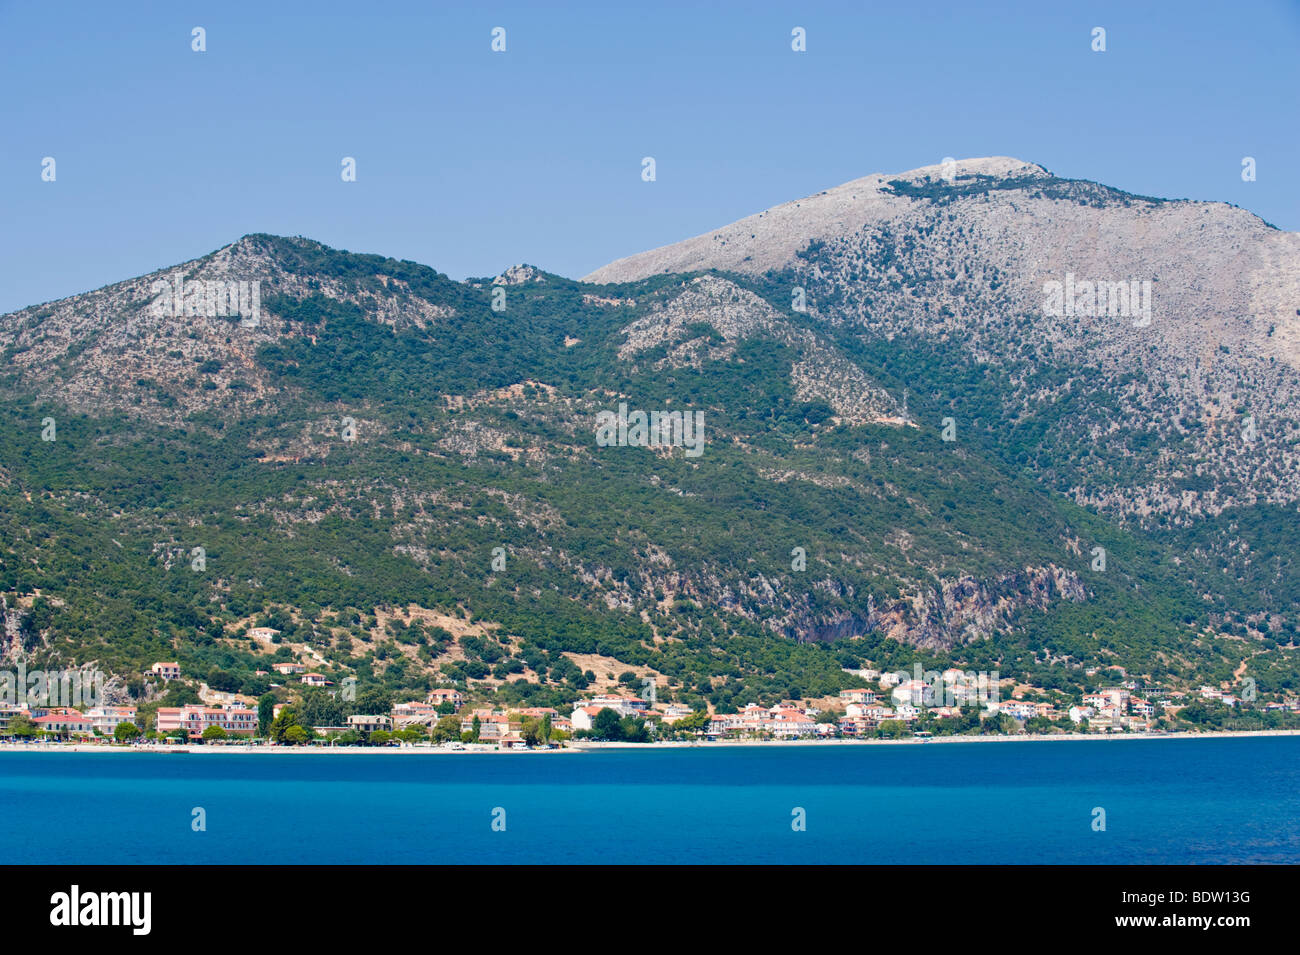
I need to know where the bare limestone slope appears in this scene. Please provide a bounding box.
[586,157,1300,522]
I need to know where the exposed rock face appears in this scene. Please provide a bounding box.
[586,157,1300,523]
[493,264,547,286]
[618,275,899,424]
[584,157,1052,282]
[3,160,1294,664]
[0,235,453,421]
[0,594,28,664]
[766,564,1087,648]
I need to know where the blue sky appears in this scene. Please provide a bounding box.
[2,0,1297,313]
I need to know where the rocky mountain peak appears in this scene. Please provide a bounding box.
[493,264,547,286]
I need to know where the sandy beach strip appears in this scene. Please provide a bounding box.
[1,728,1298,755]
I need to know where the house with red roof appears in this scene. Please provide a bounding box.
[150,662,181,681]
[32,712,93,736]
[426,688,464,710]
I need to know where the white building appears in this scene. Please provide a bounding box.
[659,704,694,723]
[765,709,818,737]
[998,700,1037,721]
[347,714,392,733]
[891,680,936,707]
[840,688,878,705]
[588,694,647,714]
[841,667,880,681]
[87,706,138,734]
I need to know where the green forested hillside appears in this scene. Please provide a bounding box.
[1,233,1297,713]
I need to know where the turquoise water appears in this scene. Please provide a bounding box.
[1,738,1296,864]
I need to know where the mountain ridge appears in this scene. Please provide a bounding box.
[1,161,1298,714]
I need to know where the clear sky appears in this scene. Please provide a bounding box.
[2,0,1297,313]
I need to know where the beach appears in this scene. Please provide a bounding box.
[3,728,1299,754]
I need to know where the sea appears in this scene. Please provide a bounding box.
[1,737,1296,864]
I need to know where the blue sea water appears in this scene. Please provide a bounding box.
[1,738,1296,864]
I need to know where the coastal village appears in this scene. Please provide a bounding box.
[2,656,1296,747]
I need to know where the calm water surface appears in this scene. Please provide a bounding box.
[1,738,1295,864]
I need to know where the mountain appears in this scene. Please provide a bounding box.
[1,157,1297,716]
[589,156,1300,522]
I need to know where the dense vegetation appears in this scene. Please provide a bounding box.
[1,234,1296,717]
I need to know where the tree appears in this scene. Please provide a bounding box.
[470,715,482,742]
[270,708,304,744]
[7,714,37,738]
[284,724,309,744]
[1025,715,1055,734]
[878,719,908,739]
[113,721,142,742]
[206,667,242,693]
[521,718,542,747]
[982,714,1017,735]
[592,707,622,740]
[671,709,710,735]
[298,689,343,728]
[201,725,227,742]
[955,705,982,734]
[617,715,651,742]
[430,714,461,743]
[356,686,393,716]
[160,683,201,707]
[257,693,276,736]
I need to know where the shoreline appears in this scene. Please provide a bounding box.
[576,728,1300,749]
[2,728,1298,754]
